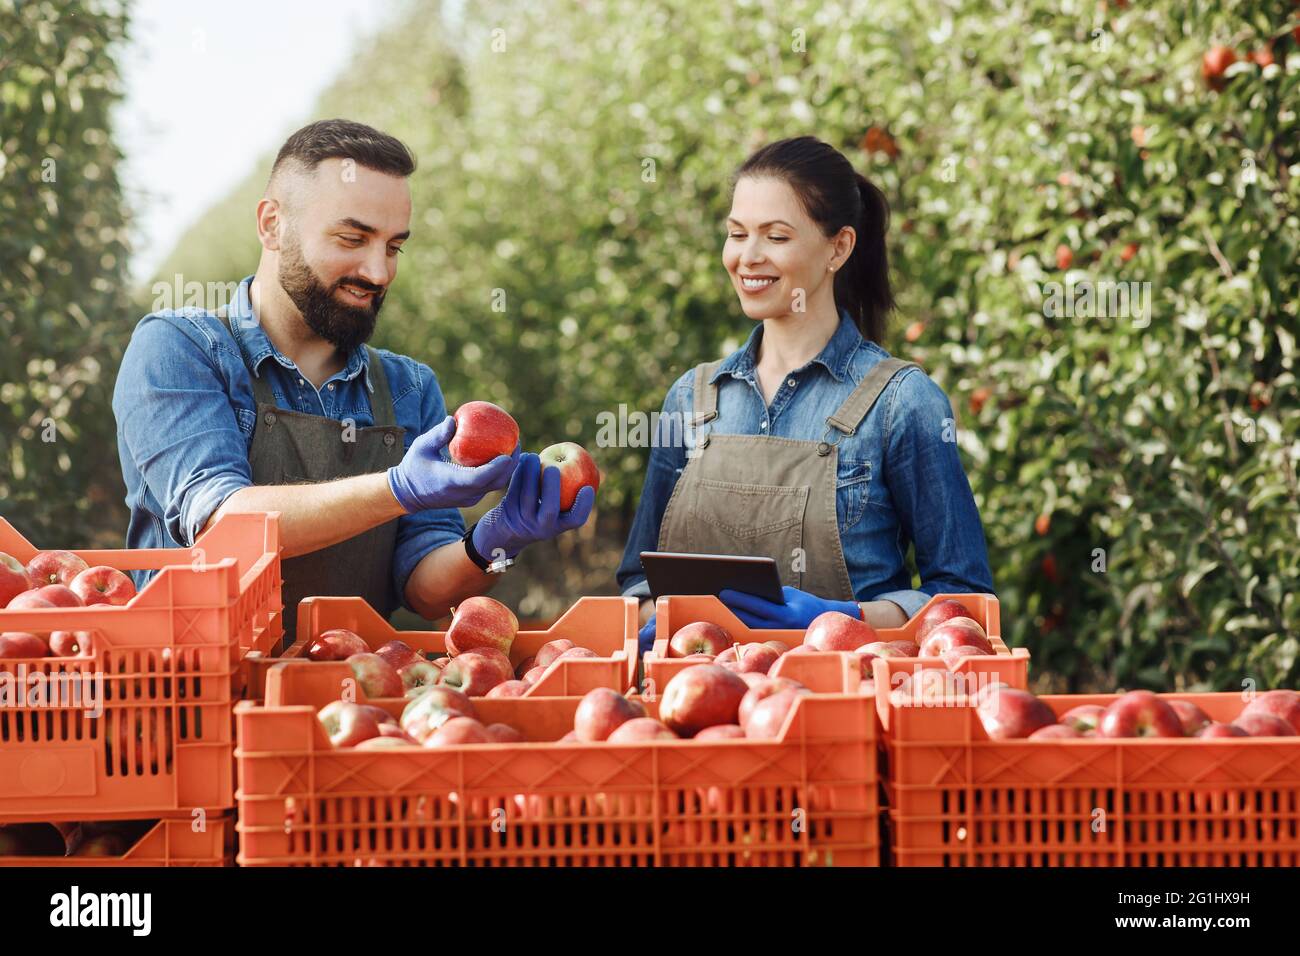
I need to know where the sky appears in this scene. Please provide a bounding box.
[115,0,403,284]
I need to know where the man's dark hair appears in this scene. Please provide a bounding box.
[270,119,416,181]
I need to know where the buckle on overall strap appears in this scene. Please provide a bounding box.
[689,410,718,450]
[818,420,851,457]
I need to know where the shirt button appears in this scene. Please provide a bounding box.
[297,378,305,386]
[327,383,335,390]
[760,421,768,429]
[383,432,396,447]
[787,378,796,387]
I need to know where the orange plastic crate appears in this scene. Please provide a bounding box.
[235,651,877,866]
[0,512,283,821]
[247,595,637,700]
[0,814,234,866]
[645,593,1026,695]
[879,686,1300,866]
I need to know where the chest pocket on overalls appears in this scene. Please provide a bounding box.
[685,477,810,573]
[835,458,872,531]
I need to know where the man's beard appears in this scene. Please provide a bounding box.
[278,234,385,353]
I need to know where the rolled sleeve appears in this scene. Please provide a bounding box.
[616,372,692,596]
[112,315,252,548]
[391,362,466,611]
[883,369,996,602]
[871,588,933,621]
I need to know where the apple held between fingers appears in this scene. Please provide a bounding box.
[318,700,382,748]
[26,550,89,588]
[976,686,1057,740]
[1098,691,1184,739]
[0,553,34,607]
[307,628,370,661]
[804,610,878,651]
[1197,722,1248,738]
[660,664,749,737]
[69,566,136,607]
[0,633,50,658]
[538,442,601,512]
[1232,712,1296,737]
[1239,690,1300,734]
[347,653,404,698]
[1168,700,1212,737]
[448,401,519,467]
[668,621,733,658]
[574,687,646,741]
[445,596,518,657]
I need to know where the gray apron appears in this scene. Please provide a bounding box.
[220,312,406,642]
[657,356,918,600]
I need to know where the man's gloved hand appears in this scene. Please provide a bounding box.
[471,453,596,563]
[388,415,519,512]
[638,615,657,655]
[719,586,862,630]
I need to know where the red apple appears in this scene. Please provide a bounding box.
[1168,700,1212,737]
[668,622,733,658]
[1098,691,1184,739]
[438,652,510,696]
[915,599,974,641]
[0,553,34,607]
[445,596,518,657]
[693,724,746,740]
[4,591,57,610]
[1059,704,1105,735]
[1239,690,1300,734]
[358,704,398,726]
[346,653,404,698]
[69,566,135,606]
[763,640,790,654]
[424,716,491,746]
[49,631,93,657]
[858,641,907,659]
[486,680,532,698]
[540,646,599,681]
[1202,45,1237,91]
[400,691,478,743]
[1030,724,1083,740]
[678,653,715,662]
[941,644,987,670]
[28,584,82,608]
[557,730,578,742]
[574,687,646,741]
[607,717,677,742]
[317,700,382,747]
[374,639,420,672]
[534,639,576,669]
[714,643,780,675]
[398,658,444,697]
[888,640,922,657]
[449,401,519,467]
[522,665,548,685]
[1197,722,1248,738]
[485,722,524,743]
[307,628,369,661]
[538,442,601,512]
[977,686,1057,740]
[356,736,419,750]
[0,632,49,658]
[744,689,806,738]
[736,672,767,689]
[659,664,748,737]
[804,610,877,651]
[26,550,89,588]
[1232,712,1296,737]
[514,655,536,680]
[920,618,993,658]
[376,722,417,740]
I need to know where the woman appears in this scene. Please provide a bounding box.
[616,136,994,650]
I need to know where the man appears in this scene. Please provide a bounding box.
[112,119,593,637]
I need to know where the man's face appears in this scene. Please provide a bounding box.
[276,159,412,351]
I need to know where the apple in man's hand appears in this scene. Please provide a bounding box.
[538,442,600,511]
[448,401,519,467]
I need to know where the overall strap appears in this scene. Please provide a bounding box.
[364,347,397,428]
[818,357,920,454]
[690,360,726,427]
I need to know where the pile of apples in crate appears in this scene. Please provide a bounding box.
[666,597,994,680]
[0,549,137,657]
[958,684,1300,740]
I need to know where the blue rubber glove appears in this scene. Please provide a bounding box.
[471,452,596,562]
[719,586,862,630]
[638,616,657,655]
[387,415,519,512]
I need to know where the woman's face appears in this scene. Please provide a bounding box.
[723,175,852,322]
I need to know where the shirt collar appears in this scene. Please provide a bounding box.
[710,309,864,385]
[225,276,374,393]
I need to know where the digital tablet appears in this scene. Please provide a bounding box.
[639,551,785,604]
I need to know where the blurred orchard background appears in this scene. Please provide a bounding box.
[1,0,1297,691]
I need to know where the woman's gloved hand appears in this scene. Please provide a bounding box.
[718,586,862,630]
[471,453,596,563]
[388,415,519,512]
[638,615,657,655]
